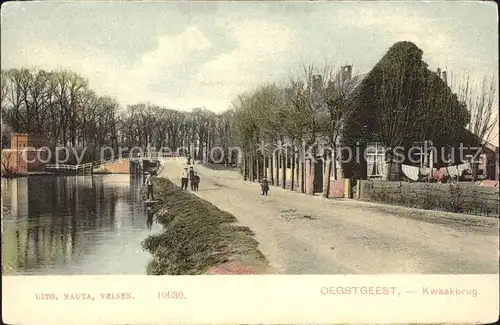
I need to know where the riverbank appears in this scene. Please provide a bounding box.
[141,177,270,275]
[1,171,55,178]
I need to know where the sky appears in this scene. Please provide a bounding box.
[1,1,498,143]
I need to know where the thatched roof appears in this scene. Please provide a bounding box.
[344,41,470,148]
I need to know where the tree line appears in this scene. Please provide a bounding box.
[1,42,497,191]
[1,68,235,164]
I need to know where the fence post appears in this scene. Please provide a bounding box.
[356,180,361,199]
[344,178,352,198]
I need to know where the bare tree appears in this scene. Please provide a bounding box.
[457,74,498,180]
[287,64,329,194]
[322,66,360,197]
[460,75,498,144]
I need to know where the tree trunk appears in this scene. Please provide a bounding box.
[291,150,296,191]
[249,154,254,182]
[264,157,268,178]
[256,155,260,182]
[384,151,393,181]
[299,152,305,193]
[243,154,248,180]
[471,162,478,182]
[333,145,338,181]
[323,150,333,198]
[275,150,280,187]
[252,154,256,182]
[308,158,315,195]
[281,153,286,189]
[269,154,274,185]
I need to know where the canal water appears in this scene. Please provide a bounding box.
[1,174,162,275]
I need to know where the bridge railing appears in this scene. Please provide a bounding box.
[46,152,183,171]
[45,164,76,170]
[129,151,181,159]
[45,162,94,171]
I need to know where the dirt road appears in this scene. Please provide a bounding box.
[160,159,499,274]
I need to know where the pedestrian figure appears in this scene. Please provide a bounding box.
[146,207,154,230]
[187,155,192,165]
[145,171,154,200]
[189,166,196,190]
[193,172,200,191]
[180,167,189,190]
[261,178,269,196]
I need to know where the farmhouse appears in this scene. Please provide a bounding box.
[303,41,498,197]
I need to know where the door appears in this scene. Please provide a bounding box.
[314,160,323,193]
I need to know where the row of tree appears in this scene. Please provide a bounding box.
[1,42,497,190]
[1,68,235,164]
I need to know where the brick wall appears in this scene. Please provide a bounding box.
[358,180,499,217]
[10,133,28,149]
[9,133,48,151]
[328,179,345,198]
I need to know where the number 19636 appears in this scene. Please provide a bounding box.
[157,291,185,300]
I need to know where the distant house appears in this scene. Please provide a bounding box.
[481,141,499,181]
[1,133,49,174]
[464,131,499,181]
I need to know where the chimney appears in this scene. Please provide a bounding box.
[437,67,441,78]
[341,65,352,82]
[442,70,447,84]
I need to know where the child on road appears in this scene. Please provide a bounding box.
[260,178,269,196]
[180,167,189,190]
[189,166,196,190]
[193,172,200,191]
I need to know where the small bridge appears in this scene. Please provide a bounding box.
[44,151,184,175]
[45,162,94,175]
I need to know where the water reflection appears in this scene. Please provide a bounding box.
[1,174,160,275]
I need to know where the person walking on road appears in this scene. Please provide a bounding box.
[180,167,189,190]
[189,166,196,190]
[193,172,200,191]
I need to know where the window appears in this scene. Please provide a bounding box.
[366,142,385,179]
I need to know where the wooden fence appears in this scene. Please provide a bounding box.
[358,180,499,217]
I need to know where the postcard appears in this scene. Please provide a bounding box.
[1,1,499,324]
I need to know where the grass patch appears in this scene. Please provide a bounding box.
[141,178,269,275]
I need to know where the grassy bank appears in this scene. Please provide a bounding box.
[141,177,270,275]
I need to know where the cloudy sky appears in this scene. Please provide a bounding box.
[1,1,498,142]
